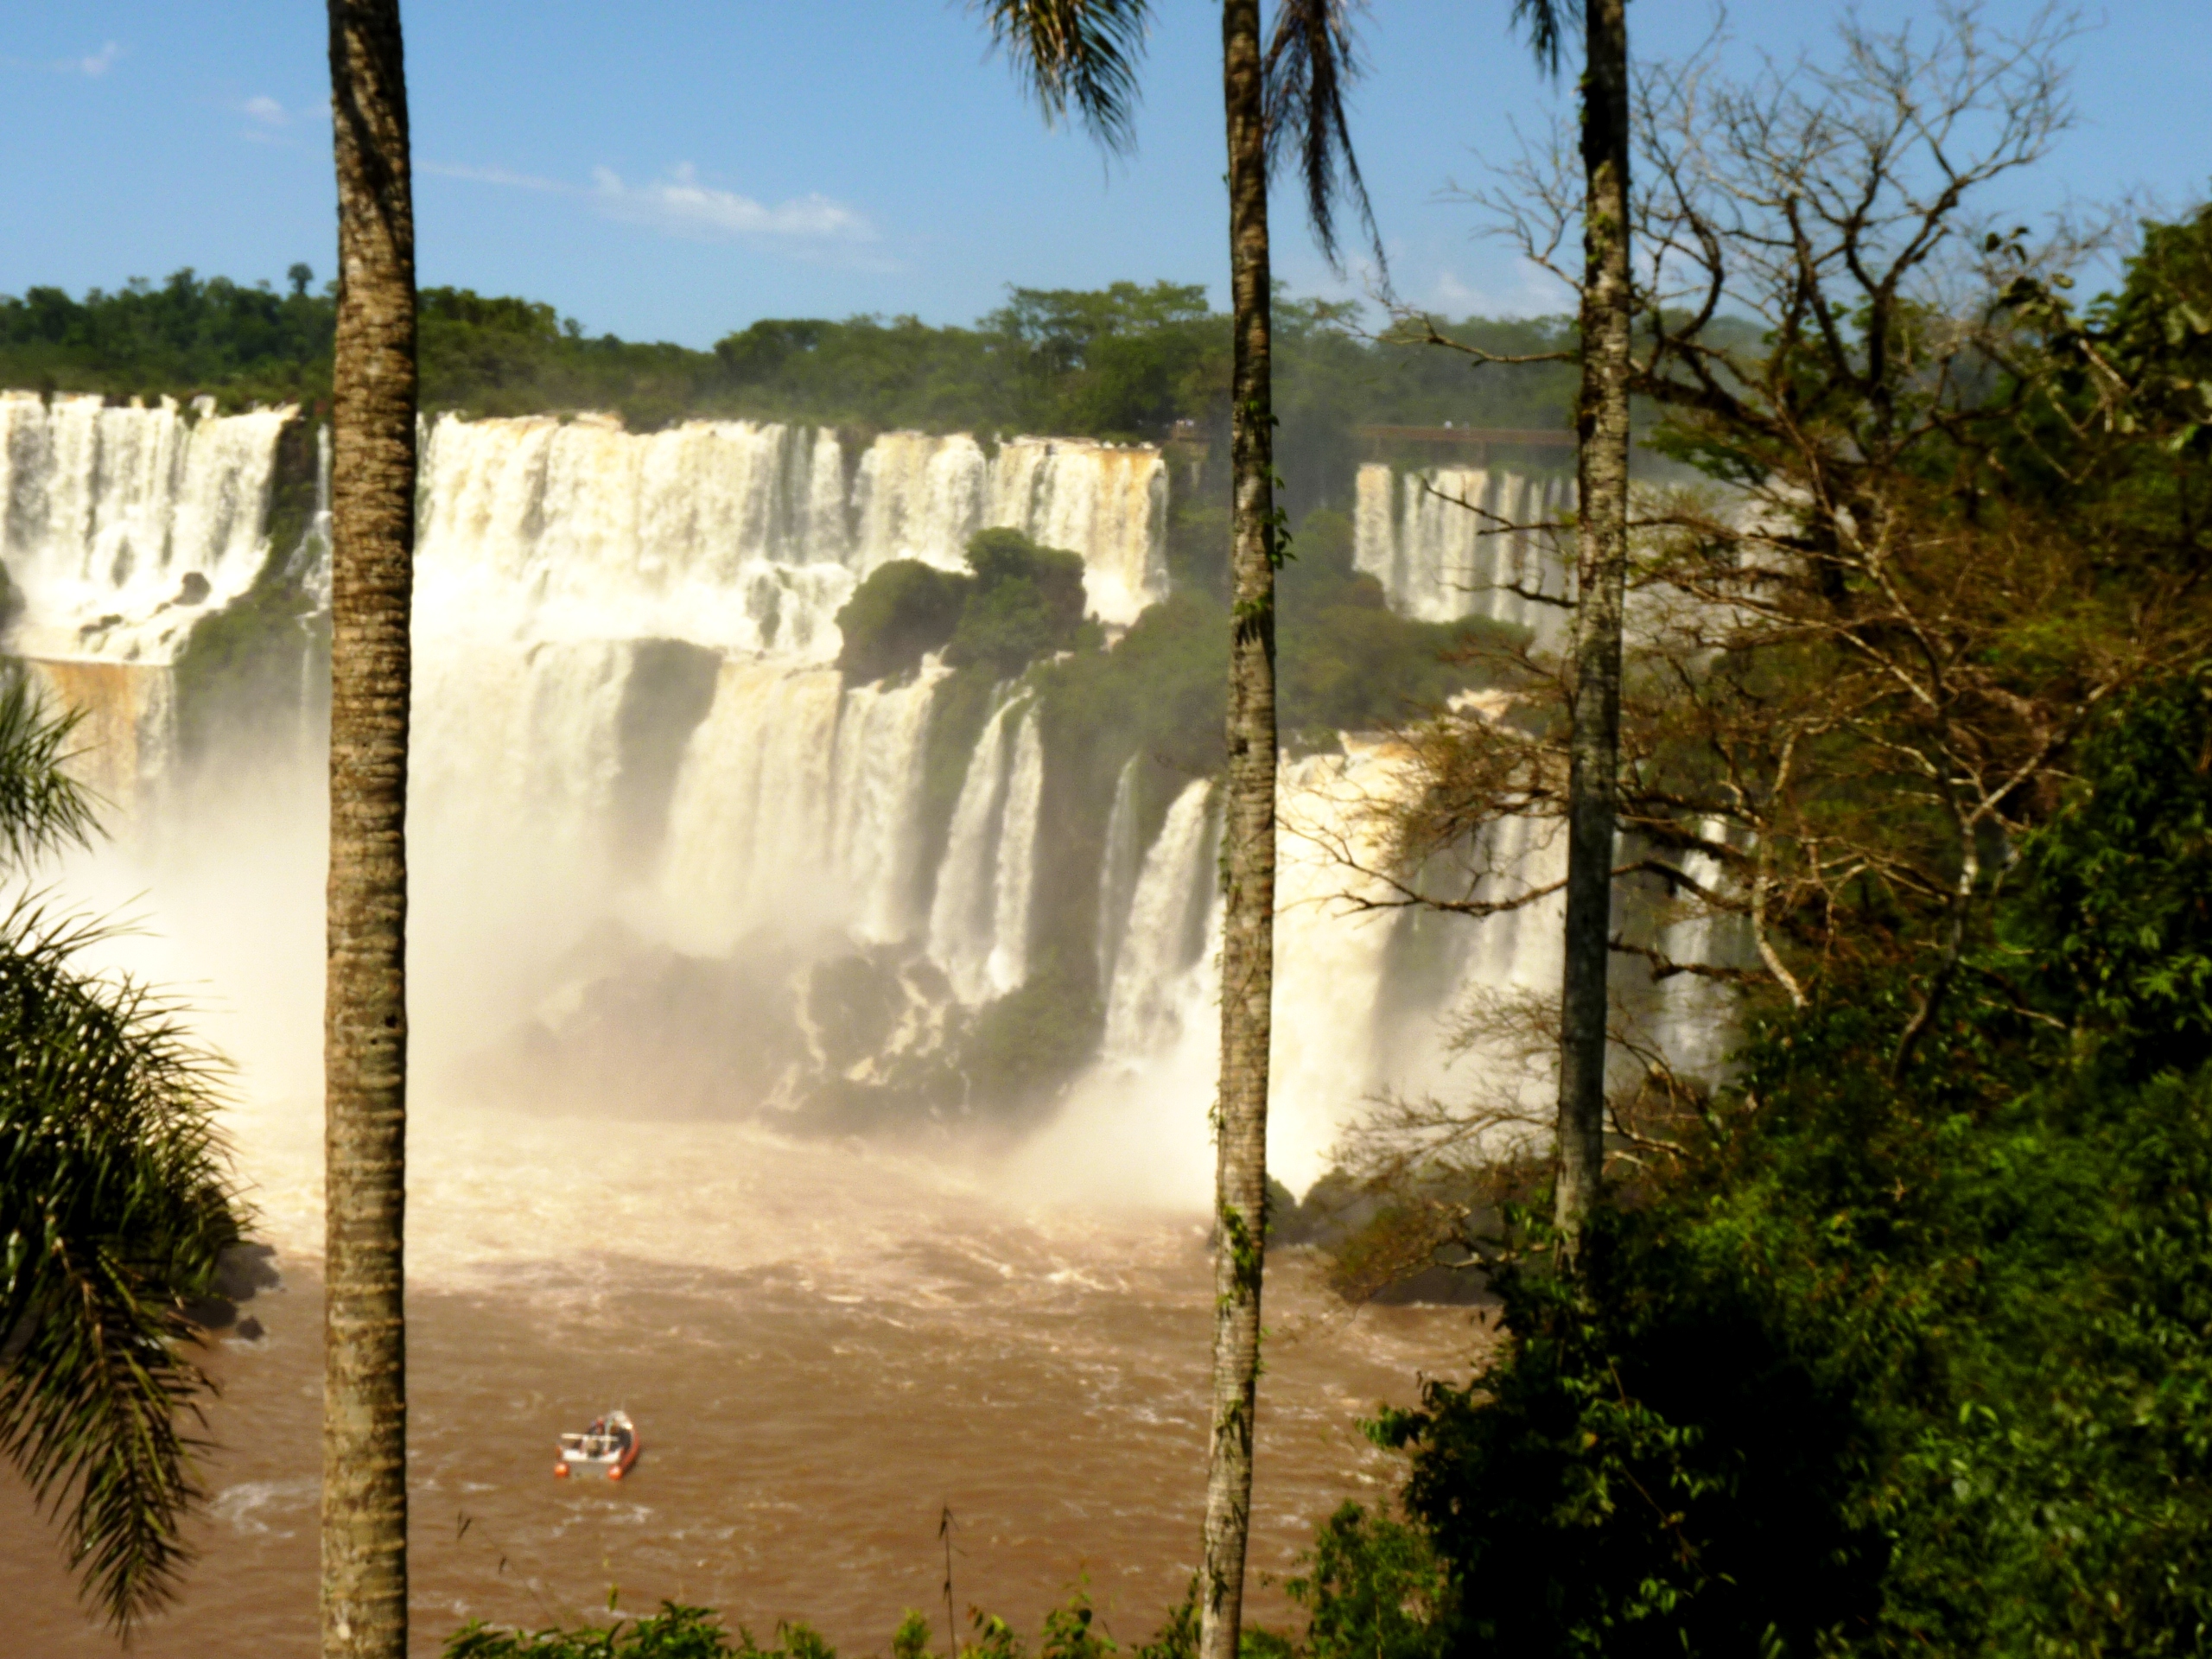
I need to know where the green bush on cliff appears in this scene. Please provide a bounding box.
[834,560,969,683]
[957,957,1103,1120]
[1276,510,1529,748]
[945,530,1090,677]
[839,531,1090,688]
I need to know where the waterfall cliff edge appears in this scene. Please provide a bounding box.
[0,398,1728,1199]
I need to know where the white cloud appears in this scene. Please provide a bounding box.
[69,41,121,76]
[421,158,881,265]
[242,94,287,126]
[588,164,874,244]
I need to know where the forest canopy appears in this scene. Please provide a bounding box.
[0,269,1576,446]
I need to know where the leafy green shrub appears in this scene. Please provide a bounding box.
[957,959,1103,1119]
[836,560,970,683]
[1375,668,2212,1657]
[1276,509,1529,747]
[1287,1504,1450,1659]
[444,1605,832,1658]
[946,531,1088,677]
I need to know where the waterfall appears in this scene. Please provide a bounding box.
[291,423,333,607]
[0,391,290,664]
[1268,747,1414,1177]
[988,438,1167,626]
[654,663,847,952]
[927,697,1020,1003]
[416,416,1169,656]
[830,664,946,946]
[925,694,1050,1005]
[640,660,945,957]
[850,430,1169,625]
[1073,743,1576,1190]
[416,413,857,659]
[1352,461,1573,634]
[413,637,635,879]
[1095,757,1141,995]
[983,705,1045,998]
[1101,778,1216,1059]
[851,432,986,573]
[1654,819,1734,1078]
[5,378,1738,1191]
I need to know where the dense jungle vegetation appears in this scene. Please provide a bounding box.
[0,268,1574,448]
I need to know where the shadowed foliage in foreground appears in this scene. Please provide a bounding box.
[0,666,245,1630]
[1376,668,2212,1656]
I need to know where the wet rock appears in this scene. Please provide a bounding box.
[185,1243,283,1331]
[215,1241,282,1303]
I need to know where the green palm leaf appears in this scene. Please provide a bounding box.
[1262,0,1383,271]
[1509,0,1565,78]
[0,742,242,1630]
[967,0,1154,154]
[0,665,99,873]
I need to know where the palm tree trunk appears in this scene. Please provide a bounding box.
[1200,7,1274,1659]
[1553,0,1632,1255]
[322,3,416,1656]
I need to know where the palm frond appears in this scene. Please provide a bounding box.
[1510,0,1566,79]
[0,895,241,1631]
[1263,0,1384,275]
[0,664,99,874]
[969,0,1154,154]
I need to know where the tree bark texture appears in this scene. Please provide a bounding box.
[1553,0,1632,1255]
[323,3,416,1656]
[1201,8,1275,1659]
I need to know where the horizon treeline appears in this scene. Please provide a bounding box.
[0,268,1577,444]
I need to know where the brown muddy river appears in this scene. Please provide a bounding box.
[0,1103,1490,1657]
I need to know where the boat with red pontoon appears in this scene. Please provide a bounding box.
[554,1410,639,1479]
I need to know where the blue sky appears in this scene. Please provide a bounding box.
[4,2,2207,347]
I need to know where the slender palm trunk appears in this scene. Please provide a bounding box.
[1553,0,1632,1255]
[322,3,416,1655]
[1200,8,1275,1659]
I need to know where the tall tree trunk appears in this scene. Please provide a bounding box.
[1201,7,1275,1659]
[322,3,416,1656]
[1553,0,1632,1255]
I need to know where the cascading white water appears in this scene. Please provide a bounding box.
[7,383,1738,1203]
[1062,740,1578,1193]
[927,696,1019,1004]
[1100,778,1216,1059]
[983,706,1046,998]
[652,663,847,951]
[1095,758,1141,996]
[0,391,290,663]
[645,658,947,957]
[1653,819,1735,1080]
[851,431,1168,625]
[405,410,1171,981]
[988,438,1167,626]
[1353,461,1573,635]
[850,431,984,575]
[412,637,635,876]
[1268,744,1431,1179]
[416,413,856,659]
[830,664,949,946]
